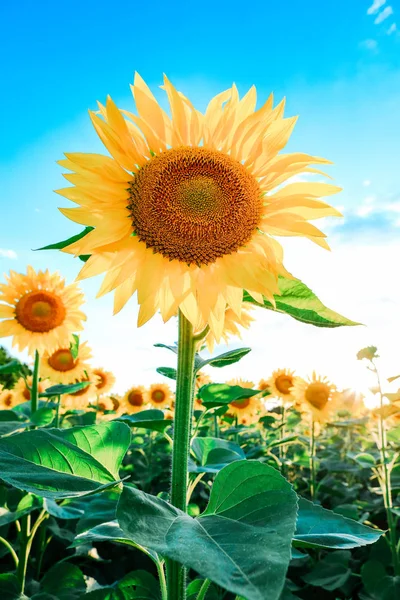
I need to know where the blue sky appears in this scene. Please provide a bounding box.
[1,0,399,400]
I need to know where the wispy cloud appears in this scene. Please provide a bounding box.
[359,39,378,51]
[374,6,394,24]
[0,248,17,259]
[367,0,386,15]
[387,22,397,34]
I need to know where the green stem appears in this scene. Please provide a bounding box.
[156,560,168,600]
[213,412,219,438]
[55,395,61,428]
[309,416,316,501]
[279,404,286,475]
[373,360,400,575]
[16,510,48,594]
[196,578,211,600]
[167,310,197,600]
[0,535,19,568]
[30,350,40,416]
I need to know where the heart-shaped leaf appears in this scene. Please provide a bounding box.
[189,437,245,473]
[294,497,383,549]
[117,460,298,600]
[243,276,359,328]
[39,562,86,600]
[0,422,131,499]
[82,570,161,599]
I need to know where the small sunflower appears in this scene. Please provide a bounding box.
[164,408,175,420]
[122,386,147,413]
[226,378,261,421]
[268,368,296,403]
[58,74,341,341]
[145,383,173,409]
[195,371,211,391]
[0,386,17,410]
[13,376,49,405]
[336,389,366,418]
[40,341,92,384]
[292,372,337,422]
[0,267,86,355]
[92,368,116,395]
[258,378,272,397]
[95,395,115,413]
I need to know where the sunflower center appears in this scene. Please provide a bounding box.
[71,378,90,396]
[16,291,66,333]
[111,396,120,410]
[23,382,45,401]
[128,391,144,406]
[305,383,330,410]
[3,394,13,407]
[275,375,293,395]
[95,371,106,389]
[128,147,262,266]
[230,397,251,409]
[48,349,76,372]
[151,390,166,403]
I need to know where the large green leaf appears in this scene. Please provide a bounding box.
[117,460,298,600]
[82,571,161,600]
[293,498,383,549]
[302,551,351,591]
[361,560,400,600]
[0,422,131,499]
[243,276,359,328]
[189,437,245,473]
[0,493,42,526]
[39,563,86,600]
[198,383,260,409]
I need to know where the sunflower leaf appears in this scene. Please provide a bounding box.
[156,366,177,380]
[0,360,22,374]
[198,383,260,408]
[40,381,91,397]
[117,461,298,600]
[243,276,360,328]
[196,348,252,371]
[0,422,131,499]
[36,226,94,251]
[115,409,171,433]
[70,334,80,360]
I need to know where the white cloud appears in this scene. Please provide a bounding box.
[363,179,371,186]
[359,39,378,51]
[0,248,17,259]
[387,22,397,34]
[367,0,386,15]
[374,6,393,24]
[356,205,374,217]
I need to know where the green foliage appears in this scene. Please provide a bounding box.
[198,382,260,408]
[83,571,161,599]
[0,422,131,498]
[0,346,31,388]
[39,562,86,599]
[117,461,298,600]
[116,409,171,433]
[40,381,92,397]
[243,276,360,327]
[189,437,245,473]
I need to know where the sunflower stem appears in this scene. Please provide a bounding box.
[167,310,197,600]
[30,350,40,416]
[55,395,61,428]
[309,416,316,501]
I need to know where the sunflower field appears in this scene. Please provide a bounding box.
[0,74,399,600]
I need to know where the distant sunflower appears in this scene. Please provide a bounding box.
[195,371,211,391]
[258,378,271,396]
[13,376,49,405]
[40,341,92,384]
[268,368,296,403]
[63,372,95,410]
[0,267,86,355]
[93,368,116,395]
[96,395,114,413]
[58,74,341,340]
[292,373,337,422]
[122,386,147,413]
[226,378,261,421]
[146,383,173,409]
[0,386,17,410]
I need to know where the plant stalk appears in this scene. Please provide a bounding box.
[167,310,197,600]
[309,416,316,501]
[30,350,40,415]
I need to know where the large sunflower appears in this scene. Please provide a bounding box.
[40,341,92,384]
[57,74,341,339]
[145,383,173,409]
[92,367,116,396]
[13,376,49,405]
[0,267,86,355]
[203,304,253,352]
[292,372,337,422]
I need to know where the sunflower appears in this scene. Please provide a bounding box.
[40,341,92,384]
[122,385,147,413]
[203,304,254,352]
[292,372,337,422]
[0,267,86,355]
[13,376,49,405]
[0,386,17,410]
[92,368,116,395]
[57,74,341,340]
[258,378,272,397]
[336,388,366,418]
[195,371,211,391]
[225,378,261,421]
[268,368,297,403]
[95,395,115,413]
[145,383,173,409]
